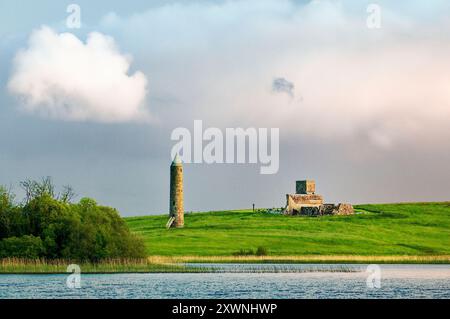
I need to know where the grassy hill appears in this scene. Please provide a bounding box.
[125,203,450,258]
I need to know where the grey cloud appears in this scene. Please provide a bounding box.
[272,77,295,97]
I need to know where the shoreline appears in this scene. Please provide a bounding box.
[1,255,448,274]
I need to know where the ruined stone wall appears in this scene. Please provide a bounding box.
[297,203,354,216]
[334,204,354,216]
[285,194,323,214]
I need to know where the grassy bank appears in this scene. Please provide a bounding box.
[126,203,450,258]
[147,255,450,264]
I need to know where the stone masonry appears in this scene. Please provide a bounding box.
[286,194,324,214]
[169,154,184,228]
[296,180,316,195]
[285,180,354,216]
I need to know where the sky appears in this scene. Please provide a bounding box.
[1,0,450,216]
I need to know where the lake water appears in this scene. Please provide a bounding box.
[0,264,449,299]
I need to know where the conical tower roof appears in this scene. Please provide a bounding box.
[171,153,183,166]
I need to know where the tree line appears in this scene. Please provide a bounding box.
[0,178,146,261]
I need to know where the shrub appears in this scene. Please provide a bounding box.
[0,235,45,259]
[233,249,255,256]
[233,247,269,256]
[256,246,268,256]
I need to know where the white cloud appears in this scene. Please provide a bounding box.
[7,26,149,123]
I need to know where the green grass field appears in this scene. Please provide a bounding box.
[125,203,450,258]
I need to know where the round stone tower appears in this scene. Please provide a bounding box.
[169,154,184,228]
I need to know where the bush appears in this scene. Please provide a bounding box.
[0,179,146,261]
[0,235,45,259]
[233,247,269,256]
[256,246,268,256]
[233,249,255,256]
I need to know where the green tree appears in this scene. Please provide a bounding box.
[0,180,146,261]
[0,235,45,258]
[0,186,15,239]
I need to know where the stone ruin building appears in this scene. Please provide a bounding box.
[284,180,354,216]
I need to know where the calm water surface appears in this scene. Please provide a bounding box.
[0,264,449,299]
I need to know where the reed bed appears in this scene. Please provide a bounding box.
[1,255,448,274]
[0,258,359,274]
[183,264,359,273]
[0,258,198,274]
